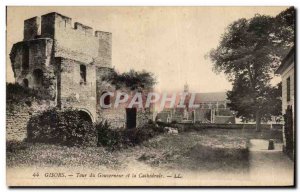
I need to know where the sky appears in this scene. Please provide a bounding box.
[6,6,287,93]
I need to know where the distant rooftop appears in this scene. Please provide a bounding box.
[194,92,227,103]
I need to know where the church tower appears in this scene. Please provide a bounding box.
[184,82,189,93]
[183,82,191,119]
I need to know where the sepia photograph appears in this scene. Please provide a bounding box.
[6,6,295,187]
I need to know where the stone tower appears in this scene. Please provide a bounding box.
[10,12,112,122]
[9,12,153,139]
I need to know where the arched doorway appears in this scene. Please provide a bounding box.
[78,109,94,123]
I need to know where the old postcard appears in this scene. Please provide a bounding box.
[6,6,295,187]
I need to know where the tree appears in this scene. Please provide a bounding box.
[102,69,156,90]
[273,7,295,51]
[209,7,294,131]
[227,79,282,126]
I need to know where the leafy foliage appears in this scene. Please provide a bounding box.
[274,7,295,50]
[7,83,41,104]
[6,140,31,154]
[27,109,96,147]
[95,120,163,150]
[227,80,282,122]
[102,69,156,90]
[96,120,123,149]
[208,7,294,129]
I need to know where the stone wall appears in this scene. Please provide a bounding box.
[6,100,55,141]
[6,103,31,141]
[95,68,127,128]
[24,16,41,41]
[174,123,278,130]
[98,107,151,129]
[10,38,56,99]
[214,116,235,124]
[99,108,127,128]
[59,57,97,121]
[98,105,151,129]
[136,108,152,128]
[194,108,211,123]
[40,12,112,67]
[95,31,112,68]
[95,67,152,128]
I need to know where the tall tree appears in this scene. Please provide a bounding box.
[209,7,294,131]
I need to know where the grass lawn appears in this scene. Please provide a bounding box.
[7,127,282,173]
[7,142,121,169]
[135,128,282,172]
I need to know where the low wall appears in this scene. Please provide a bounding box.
[173,123,283,131]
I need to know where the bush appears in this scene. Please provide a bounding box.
[27,108,96,147]
[95,121,163,150]
[27,109,164,149]
[7,83,40,112]
[7,83,39,103]
[123,126,157,145]
[152,124,166,133]
[6,141,31,154]
[96,120,122,149]
[6,83,51,104]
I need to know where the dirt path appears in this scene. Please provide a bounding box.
[248,139,294,186]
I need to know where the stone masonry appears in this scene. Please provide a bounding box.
[8,12,152,141]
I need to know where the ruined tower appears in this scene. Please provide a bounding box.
[9,12,152,141]
[10,12,112,122]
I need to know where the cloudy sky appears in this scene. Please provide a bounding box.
[6,6,286,92]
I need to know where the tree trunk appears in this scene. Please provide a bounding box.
[255,110,261,132]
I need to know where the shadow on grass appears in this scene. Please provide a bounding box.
[182,144,250,172]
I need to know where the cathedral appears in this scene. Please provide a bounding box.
[156,83,236,124]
